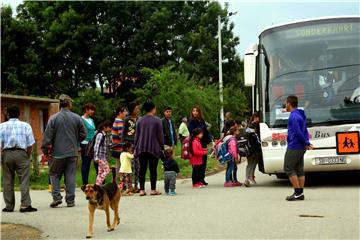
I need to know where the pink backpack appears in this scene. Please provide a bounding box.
[181,137,191,160]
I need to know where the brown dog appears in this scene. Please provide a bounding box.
[81,167,121,238]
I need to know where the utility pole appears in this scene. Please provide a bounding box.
[218,15,224,136]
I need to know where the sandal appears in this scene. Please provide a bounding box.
[123,190,133,196]
[150,191,162,196]
[139,191,147,196]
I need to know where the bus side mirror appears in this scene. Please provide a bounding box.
[244,43,258,87]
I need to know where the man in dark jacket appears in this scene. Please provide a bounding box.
[162,107,177,148]
[284,95,313,201]
[42,94,87,208]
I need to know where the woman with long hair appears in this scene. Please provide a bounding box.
[188,105,211,186]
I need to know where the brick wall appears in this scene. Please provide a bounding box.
[1,98,59,155]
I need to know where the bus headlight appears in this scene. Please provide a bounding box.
[272,141,278,147]
[262,142,269,147]
[280,140,287,146]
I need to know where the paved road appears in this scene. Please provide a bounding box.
[1,163,359,239]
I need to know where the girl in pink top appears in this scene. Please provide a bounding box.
[223,126,242,187]
[189,128,208,188]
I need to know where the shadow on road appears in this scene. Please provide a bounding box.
[305,171,360,187]
[261,171,360,188]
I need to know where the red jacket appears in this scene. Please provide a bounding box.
[190,137,208,165]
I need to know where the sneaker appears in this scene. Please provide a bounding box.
[50,199,63,208]
[132,187,140,193]
[224,182,234,187]
[169,191,177,196]
[232,181,242,187]
[202,181,209,186]
[67,202,75,207]
[20,206,37,213]
[192,183,202,189]
[286,193,305,201]
[244,179,251,187]
[2,208,14,212]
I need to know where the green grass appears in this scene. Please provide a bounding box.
[7,143,220,190]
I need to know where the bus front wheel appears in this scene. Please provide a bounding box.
[275,173,288,179]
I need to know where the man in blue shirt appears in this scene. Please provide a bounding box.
[0,106,37,212]
[284,95,313,201]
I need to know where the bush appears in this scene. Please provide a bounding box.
[133,66,249,138]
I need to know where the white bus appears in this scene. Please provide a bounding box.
[244,16,360,177]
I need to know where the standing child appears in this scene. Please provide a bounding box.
[223,126,242,187]
[119,142,134,196]
[189,128,208,188]
[94,121,113,185]
[162,147,180,196]
[244,111,262,187]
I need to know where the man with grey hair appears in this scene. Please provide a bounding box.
[178,117,189,143]
[42,94,87,208]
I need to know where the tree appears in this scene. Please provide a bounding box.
[133,66,248,138]
[1,5,44,95]
[2,1,250,122]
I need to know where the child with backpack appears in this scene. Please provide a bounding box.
[189,128,208,188]
[119,142,134,196]
[94,120,113,185]
[223,126,242,187]
[244,112,262,187]
[162,146,180,196]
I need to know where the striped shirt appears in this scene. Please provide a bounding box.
[112,118,124,152]
[0,118,35,150]
[94,131,109,161]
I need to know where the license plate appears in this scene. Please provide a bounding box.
[314,156,347,165]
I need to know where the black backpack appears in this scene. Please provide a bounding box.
[85,132,106,159]
[237,128,261,157]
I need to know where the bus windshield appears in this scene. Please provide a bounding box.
[260,19,360,128]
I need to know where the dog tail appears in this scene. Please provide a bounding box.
[111,167,117,183]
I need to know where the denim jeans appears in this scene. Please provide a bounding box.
[49,157,77,203]
[225,160,238,182]
[164,171,177,193]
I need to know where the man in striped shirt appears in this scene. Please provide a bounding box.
[0,106,37,213]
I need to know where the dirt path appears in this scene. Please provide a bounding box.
[0,223,42,240]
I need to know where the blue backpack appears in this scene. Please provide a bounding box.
[215,137,233,165]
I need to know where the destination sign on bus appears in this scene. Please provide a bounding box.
[292,24,353,38]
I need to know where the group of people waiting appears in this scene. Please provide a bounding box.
[0,93,263,212]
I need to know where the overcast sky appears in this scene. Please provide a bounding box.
[1,0,359,57]
[223,0,359,56]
